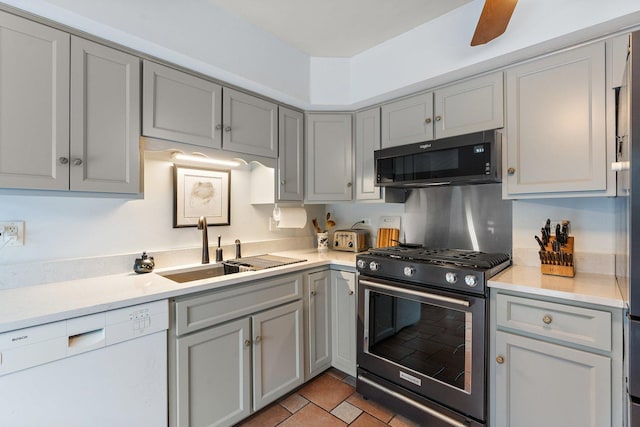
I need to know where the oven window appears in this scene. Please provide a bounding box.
[366,290,472,392]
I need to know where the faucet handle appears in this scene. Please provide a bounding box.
[235,239,241,259]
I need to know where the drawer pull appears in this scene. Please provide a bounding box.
[254,335,261,343]
[542,315,553,325]
[496,355,505,364]
[348,290,354,295]
[244,339,251,347]
[310,290,317,296]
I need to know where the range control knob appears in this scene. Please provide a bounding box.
[403,266,416,277]
[357,259,367,269]
[465,275,479,287]
[445,272,458,284]
[348,241,354,248]
[369,261,380,272]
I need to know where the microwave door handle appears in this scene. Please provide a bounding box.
[359,279,470,307]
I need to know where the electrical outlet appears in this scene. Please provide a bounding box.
[0,221,24,246]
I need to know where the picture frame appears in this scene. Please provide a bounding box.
[173,165,231,227]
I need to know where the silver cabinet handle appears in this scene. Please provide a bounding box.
[542,315,553,324]
[254,335,261,343]
[215,124,222,130]
[310,290,317,296]
[496,355,505,364]
[507,167,516,175]
[435,115,442,122]
[348,290,354,295]
[73,159,83,166]
[224,126,231,132]
[58,157,69,165]
[244,339,251,347]
[425,117,432,124]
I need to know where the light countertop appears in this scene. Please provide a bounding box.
[488,265,624,309]
[0,249,356,334]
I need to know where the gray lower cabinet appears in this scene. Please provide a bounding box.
[277,107,304,201]
[222,88,277,158]
[304,270,332,379]
[0,12,140,194]
[305,113,353,202]
[354,107,381,201]
[143,60,223,149]
[330,270,356,377]
[490,291,624,427]
[170,274,304,427]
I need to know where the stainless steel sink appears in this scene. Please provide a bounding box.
[158,264,228,283]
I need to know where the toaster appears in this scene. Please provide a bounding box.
[332,229,369,252]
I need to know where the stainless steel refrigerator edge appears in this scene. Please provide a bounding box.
[615,31,640,425]
[402,183,512,255]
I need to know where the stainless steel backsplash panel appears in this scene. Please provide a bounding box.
[403,183,512,255]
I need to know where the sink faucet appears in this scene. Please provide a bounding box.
[197,216,210,264]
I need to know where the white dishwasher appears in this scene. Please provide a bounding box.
[0,299,168,427]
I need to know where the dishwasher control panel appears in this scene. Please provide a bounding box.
[0,300,168,376]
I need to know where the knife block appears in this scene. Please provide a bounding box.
[540,236,575,277]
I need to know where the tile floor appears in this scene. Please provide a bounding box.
[234,368,420,427]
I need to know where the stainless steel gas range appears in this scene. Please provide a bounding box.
[356,246,511,427]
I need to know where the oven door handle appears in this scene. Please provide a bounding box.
[359,279,471,307]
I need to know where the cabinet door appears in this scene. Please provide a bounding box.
[495,331,610,427]
[434,72,503,139]
[222,88,277,158]
[381,92,433,148]
[70,37,140,193]
[252,300,303,410]
[305,270,332,378]
[331,270,356,377]
[305,114,353,201]
[504,43,607,197]
[175,318,251,427]
[143,60,222,149]
[355,107,381,200]
[277,107,304,201]
[0,12,70,191]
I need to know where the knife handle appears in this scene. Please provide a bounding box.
[534,236,546,251]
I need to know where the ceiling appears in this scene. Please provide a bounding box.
[207,0,475,57]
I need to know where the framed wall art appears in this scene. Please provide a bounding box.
[173,165,231,227]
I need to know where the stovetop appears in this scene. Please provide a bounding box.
[367,246,511,269]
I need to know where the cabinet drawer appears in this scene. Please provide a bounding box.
[175,274,302,335]
[496,294,611,352]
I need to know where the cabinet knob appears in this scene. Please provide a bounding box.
[310,290,317,296]
[348,290,354,295]
[542,315,553,324]
[224,126,232,132]
[58,157,69,165]
[254,335,261,343]
[507,167,516,175]
[435,115,442,122]
[244,339,251,347]
[425,117,432,124]
[281,180,285,185]
[73,159,83,166]
[496,355,505,364]
[215,124,222,130]
[347,182,352,188]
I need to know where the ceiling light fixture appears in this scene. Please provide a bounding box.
[172,152,241,168]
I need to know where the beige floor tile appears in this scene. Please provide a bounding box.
[330,401,363,424]
[234,403,290,427]
[346,392,395,423]
[279,403,346,427]
[298,373,355,411]
[279,392,309,414]
[350,412,390,427]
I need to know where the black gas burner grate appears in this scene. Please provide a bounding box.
[369,247,510,269]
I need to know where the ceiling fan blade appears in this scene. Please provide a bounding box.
[471,0,518,46]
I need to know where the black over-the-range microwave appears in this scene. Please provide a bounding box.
[374,129,502,187]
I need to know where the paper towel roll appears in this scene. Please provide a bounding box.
[274,207,307,228]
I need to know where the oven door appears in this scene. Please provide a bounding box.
[357,276,486,422]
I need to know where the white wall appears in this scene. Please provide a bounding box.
[0,151,323,265]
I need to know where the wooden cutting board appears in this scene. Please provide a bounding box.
[376,228,399,248]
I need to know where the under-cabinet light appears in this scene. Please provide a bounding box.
[172,153,241,168]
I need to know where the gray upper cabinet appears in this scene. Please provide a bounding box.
[277,107,304,201]
[0,12,70,191]
[143,60,222,149]
[305,114,353,202]
[434,72,503,139]
[503,42,608,198]
[223,88,277,158]
[355,107,381,200]
[381,92,433,149]
[380,72,504,149]
[0,12,140,194]
[70,37,141,193]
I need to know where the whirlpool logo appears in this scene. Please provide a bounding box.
[419,143,432,149]
[11,335,28,342]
